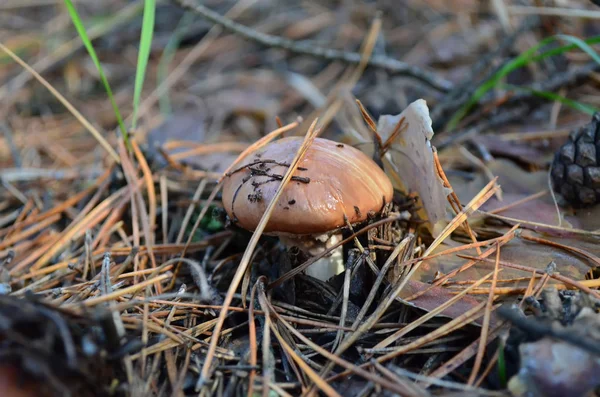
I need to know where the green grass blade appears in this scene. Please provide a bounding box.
[131,0,156,129]
[530,36,600,64]
[446,35,600,131]
[63,0,130,149]
[497,340,507,388]
[502,84,600,115]
[554,34,600,64]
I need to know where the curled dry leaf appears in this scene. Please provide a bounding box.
[377,99,449,232]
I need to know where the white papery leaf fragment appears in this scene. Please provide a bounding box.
[377,99,450,229]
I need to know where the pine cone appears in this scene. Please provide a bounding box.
[551,113,600,207]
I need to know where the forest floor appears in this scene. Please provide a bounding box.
[1,1,600,396]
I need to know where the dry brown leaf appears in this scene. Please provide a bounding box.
[483,193,580,228]
[446,158,587,230]
[414,236,594,289]
[398,279,492,326]
[471,135,550,167]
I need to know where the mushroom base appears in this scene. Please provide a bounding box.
[279,233,344,281]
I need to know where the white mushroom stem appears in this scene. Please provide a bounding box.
[278,233,344,281]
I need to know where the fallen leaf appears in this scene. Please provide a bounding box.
[399,279,493,326]
[471,135,550,167]
[481,193,581,228]
[447,158,587,230]
[414,236,594,289]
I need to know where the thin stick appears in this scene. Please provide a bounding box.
[160,175,168,243]
[479,211,600,237]
[172,0,452,92]
[433,147,481,254]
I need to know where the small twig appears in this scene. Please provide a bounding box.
[171,0,452,92]
[519,231,600,268]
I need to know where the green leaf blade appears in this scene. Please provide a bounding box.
[132,0,156,129]
[63,0,130,149]
[446,34,600,132]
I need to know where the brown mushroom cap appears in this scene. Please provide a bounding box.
[221,137,393,235]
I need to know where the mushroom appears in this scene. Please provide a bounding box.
[221,136,393,281]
